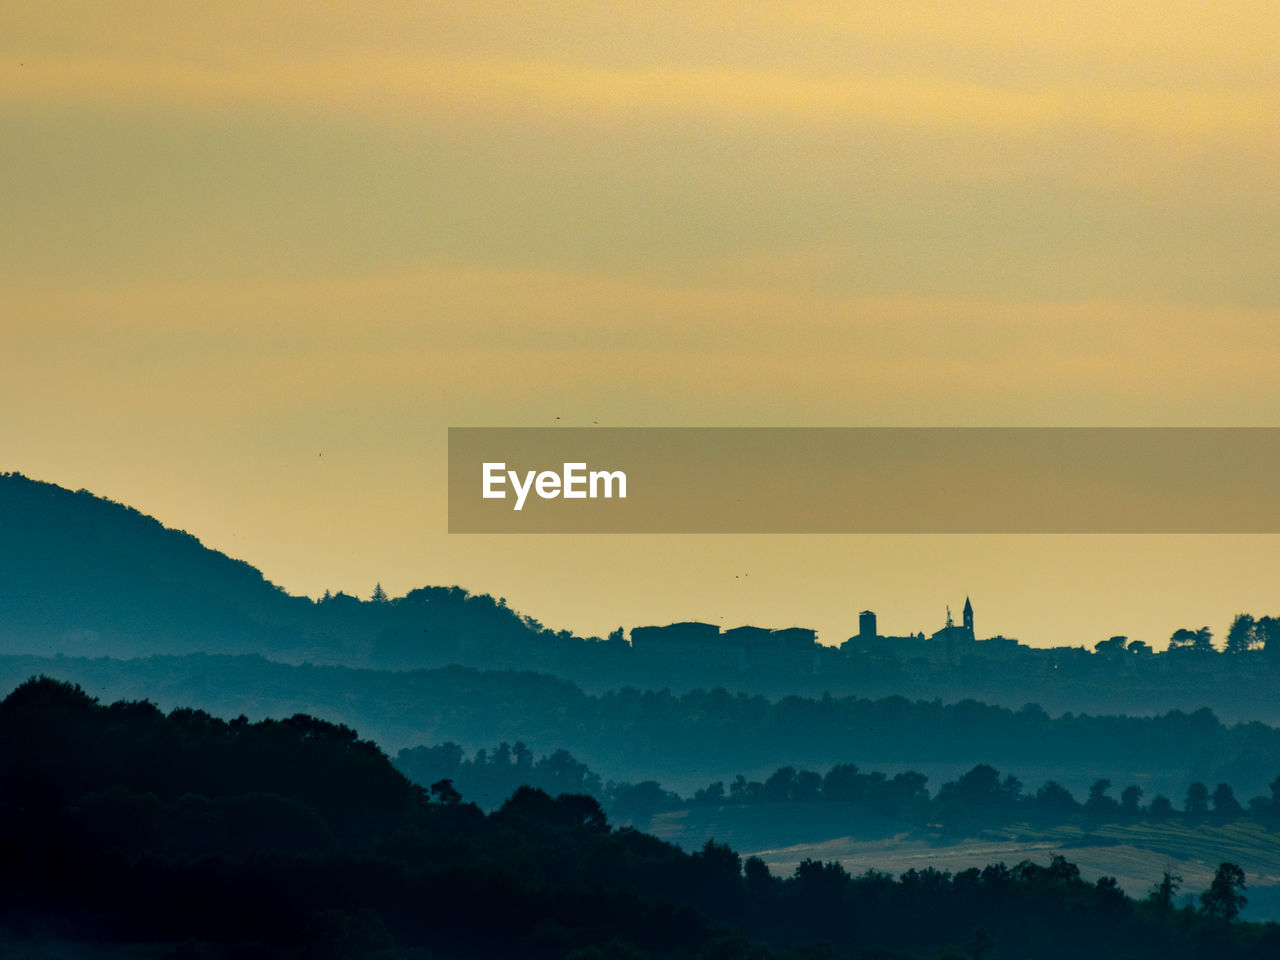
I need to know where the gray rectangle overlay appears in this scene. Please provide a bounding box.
[448,428,1280,533]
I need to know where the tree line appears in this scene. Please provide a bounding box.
[5,675,1280,959]
[1107,615,1280,655]
[396,740,1280,833]
[10,653,1280,792]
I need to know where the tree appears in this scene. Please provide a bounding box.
[1034,780,1078,816]
[794,769,823,803]
[512,741,532,769]
[1200,862,1247,921]
[1190,626,1214,652]
[1095,875,1127,912]
[1085,779,1120,819]
[537,748,602,797]
[609,780,678,820]
[1044,854,1082,884]
[1168,626,1214,653]
[1259,616,1280,656]
[1120,784,1144,818]
[370,582,388,603]
[937,764,1020,811]
[1148,794,1174,819]
[762,766,798,803]
[821,763,864,803]
[793,858,850,906]
[743,855,776,897]
[1185,782,1209,817]
[693,781,726,805]
[430,778,462,806]
[1225,614,1258,654]
[694,838,742,885]
[1148,871,1182,911]
[555,793,609,831]
[883,770,930,816]
[1094,635,1127,656]
[1211,782,1244,818]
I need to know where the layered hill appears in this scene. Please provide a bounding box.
[1,676,1270,960]
[0,471,303,656]
[0,471,610,671]
[6,470,1280,721]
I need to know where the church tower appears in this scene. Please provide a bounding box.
[962,596,974,640]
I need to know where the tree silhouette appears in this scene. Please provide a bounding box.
[693,781,726,805]
[1085,779,1120,819]
[1259,616,1280,656]
[1212,783,1244,818]
[1225,614,1258,654]
[1149,871,1181,912]
[1168,626,1214,653]
[1200,862,1247,921]
[762,766,798,802]
[430,778,462,805]
[1034,780,1078,816]
[1185,782,1210,817]
[1094,635,1127,655]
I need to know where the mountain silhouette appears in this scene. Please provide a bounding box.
[8,470,1280,722]
[0,472,307,657]
[0,471,605,669]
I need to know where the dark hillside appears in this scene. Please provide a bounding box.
[1,677,1276,959]
[0,472,599,669]
[0,472,305,656]
[7,472,1280,724]
[7,654,1280,802]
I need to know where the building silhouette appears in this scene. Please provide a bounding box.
[932,597,975,644]
[858,610,877,641]
[629,621,820,675]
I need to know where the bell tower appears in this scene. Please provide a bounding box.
[962,596,974,640]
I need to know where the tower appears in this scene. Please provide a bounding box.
[962,596,974,640]
[859,610,877,641]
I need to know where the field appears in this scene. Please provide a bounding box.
[644,805,1280,920]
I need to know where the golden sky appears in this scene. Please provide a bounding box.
[4,2,1280,650]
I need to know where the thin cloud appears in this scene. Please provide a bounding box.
[3,54,1277,144]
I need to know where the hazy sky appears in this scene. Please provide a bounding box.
[5,2,1280,650]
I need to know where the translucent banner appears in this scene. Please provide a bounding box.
[448,428,1280,533]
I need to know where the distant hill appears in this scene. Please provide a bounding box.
[0,472,615,670]
[0,471,306,656]
[7,471,1280,722]
[8,652,1280,803]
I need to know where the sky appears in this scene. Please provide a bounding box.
[4,2,1280,650]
